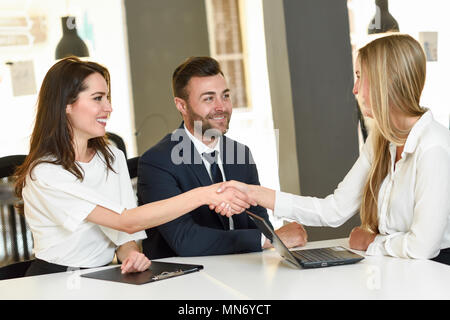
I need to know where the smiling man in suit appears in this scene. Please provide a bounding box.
[137,56,307,259]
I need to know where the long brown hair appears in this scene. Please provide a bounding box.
[15,56,115,212]
[358,34,427,233]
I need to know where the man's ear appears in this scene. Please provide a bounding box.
[174,97,188,115]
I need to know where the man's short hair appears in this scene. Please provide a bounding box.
[172,56,224,100]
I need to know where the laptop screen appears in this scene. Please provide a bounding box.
[246,210,302,268]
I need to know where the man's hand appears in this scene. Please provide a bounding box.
[216,180,276,212]
[349,226,376,251]
[263,222,308,249]
[205,183,254,216]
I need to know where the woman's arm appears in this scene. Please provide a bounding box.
[216,137,373,228]
[366,146,450,259]
[349,227,376,251]
[86,183,251,234]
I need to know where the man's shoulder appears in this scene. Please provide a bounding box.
[223,135,247,148]
[222,135,255,165]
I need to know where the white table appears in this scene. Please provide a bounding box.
[1,238,449,300]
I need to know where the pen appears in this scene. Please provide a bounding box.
[152,270,184,281]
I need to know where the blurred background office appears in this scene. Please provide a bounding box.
[1,0,449,268]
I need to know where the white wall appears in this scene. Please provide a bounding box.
[0,0,137,157]
[348,0,450,129]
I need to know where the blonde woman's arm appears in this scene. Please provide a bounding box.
[215,147,371,228]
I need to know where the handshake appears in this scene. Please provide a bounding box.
[204,180,307,249]
[207,180,257,216]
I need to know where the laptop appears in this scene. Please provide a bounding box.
[246,211,364,269]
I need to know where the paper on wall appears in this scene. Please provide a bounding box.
[9,60,37,96]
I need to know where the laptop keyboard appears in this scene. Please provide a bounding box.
[292,248,343,262]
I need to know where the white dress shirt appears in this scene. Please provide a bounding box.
[22,145,146,267]
[274,111,450,259]
[184,125,235,229]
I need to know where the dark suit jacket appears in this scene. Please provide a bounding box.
[137,123,273,259]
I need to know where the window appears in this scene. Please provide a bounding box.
[205,0,249,109]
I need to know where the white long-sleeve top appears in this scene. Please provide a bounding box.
[274,111,450,259]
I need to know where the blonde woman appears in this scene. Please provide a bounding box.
[215,34,450,264]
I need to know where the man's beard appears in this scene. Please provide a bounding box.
[186,105,231,141]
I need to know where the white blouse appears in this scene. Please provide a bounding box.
[22,145,146,268]
[274,111,450,259]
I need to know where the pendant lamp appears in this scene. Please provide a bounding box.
[55,16,89,59]
[368,0,399,34]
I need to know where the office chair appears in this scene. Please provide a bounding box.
[0,259,33,280]
[0,155,34,275]
[106,132,127,159]
[0,155,26,178]
[126,156,140,179]
[127,156,140,205]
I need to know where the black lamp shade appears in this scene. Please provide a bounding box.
[55,16,89,59]
[368,0,399,34]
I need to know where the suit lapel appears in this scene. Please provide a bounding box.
[188,143,213,187]
[173,122,212,187]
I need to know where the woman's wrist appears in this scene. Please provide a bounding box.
[248,185,260,205]
[249,185,275,210]
[116,241,139,262]
[198,185,214,207]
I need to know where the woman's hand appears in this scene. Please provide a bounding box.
[349,226,377,251]
[214,181,257,217]
[204,183,253,216]
[214,180,277,214]
[120,251,151,274]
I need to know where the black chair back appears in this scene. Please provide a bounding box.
[0,155,27,179]
[106,132,127,159]
[0,155,34,275]
[0,260,33,280]
[126,156,140,179]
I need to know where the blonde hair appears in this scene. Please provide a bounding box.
[358,34,427,233]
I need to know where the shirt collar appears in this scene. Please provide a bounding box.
[183,123,221,156]
[401,110,433,154]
